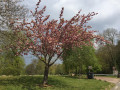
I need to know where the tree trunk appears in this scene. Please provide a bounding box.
[79,65,82,76]
[43,65,49,85]
[75,67,78,76]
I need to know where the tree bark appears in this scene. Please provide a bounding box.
[42,65,49,85]
[79,65,82,76]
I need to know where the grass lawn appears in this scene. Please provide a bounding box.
[0,75,112,90]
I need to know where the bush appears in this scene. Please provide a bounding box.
[2,67,21,76]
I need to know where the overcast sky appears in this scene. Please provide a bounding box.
[22,0,120,65]
[23,0,120,32]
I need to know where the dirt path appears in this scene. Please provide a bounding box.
[94,76,120,90]
[95,76,120,84]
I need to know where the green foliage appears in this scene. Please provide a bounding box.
[0,50,25,75]
[115,41,120,72]
[2,67,20,76]
[49,64,64,75]
[0,0,27,76]
[96,41,120,73]
[96,28,119,74]
[55,64,64,74]
[25,59,45,75]
[96,45,116,74]
[25,59,65,75]
[0,31,28,76]
[63,46,101,74]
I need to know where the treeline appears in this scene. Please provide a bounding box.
[0,0,26,76]
[25,59,64,75]
[0,52,25,75]
[61,28,120,74]
[96,28,120,74]
[24,45,101,75]
[0,29,120,75]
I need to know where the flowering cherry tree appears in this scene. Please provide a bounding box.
[11,0,106,85]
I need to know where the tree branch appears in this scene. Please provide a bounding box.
[49,51,63,66]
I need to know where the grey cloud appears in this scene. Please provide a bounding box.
[89,11,120,31]
[23,0,120,31]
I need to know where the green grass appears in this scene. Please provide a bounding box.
[0,75,111,90]
[96,75,117,78]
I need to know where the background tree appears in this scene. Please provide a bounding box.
[0,30,26,75]
[25,59,64,75]
[96,46,112,73]
[54,64,64,75]
[115,41,120,72]
[0,0,28,51]
[96,28,119,73]
[63,46,101,75]
[0,0,28,75]
[25,62,36,75]
[0,50,25,75]
[25,59,45,75]
[0,0,28,31]
[10,0,106,85]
